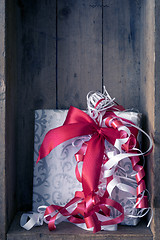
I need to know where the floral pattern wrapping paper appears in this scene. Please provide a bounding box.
[32,109,142,226]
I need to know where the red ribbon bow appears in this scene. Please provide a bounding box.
[37,106,122,196]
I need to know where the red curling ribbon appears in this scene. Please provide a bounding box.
[75,164,82,183]
[94,98,105,109]
[75,143,88,183]
[136,195,149,208]
[85,214,101,233]
[103,113,150,210]
[44,191,124,233]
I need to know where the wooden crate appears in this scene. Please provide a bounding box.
[0,0,160,239]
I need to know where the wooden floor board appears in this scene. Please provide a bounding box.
[7,213,153,240]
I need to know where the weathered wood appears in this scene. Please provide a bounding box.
[153,1,160,239]
[0,0,6,239]
[16,0,57,211]
[139,0,154,206]
[1,0,160,239]
[57,0,102,109]
[5,0,18,235]
[7,213,152,240]
[139,1,158,240]
[103,0,141,109]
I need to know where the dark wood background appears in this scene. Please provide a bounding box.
[15,0,141,212]
[1,0,160,239]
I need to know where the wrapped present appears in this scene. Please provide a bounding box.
[20,87,152,232]
[33,109,141,225]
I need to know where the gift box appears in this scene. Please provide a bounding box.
[20,88,152,233]
[32,109,142,226]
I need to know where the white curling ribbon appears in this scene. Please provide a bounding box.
[87,87,116,124]
[102,166,115,178]
[72,135,91,148]
[87,87,115,112]
[116,183,136,195]
[106,175,136,197]
[114,126,131,153]
[106,177,120,196]
[38,205,48,213]
[20,205,50,230]
[20,212,45,230]
[124,190,153,227]
[107,150,117,159]
[104,124,152,170]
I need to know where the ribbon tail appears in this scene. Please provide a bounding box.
[82,134,105,196]
[37,123,94,163]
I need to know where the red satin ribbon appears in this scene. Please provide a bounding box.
[103,111,149,208]
[37,106,149,232]
[44,192,124,233]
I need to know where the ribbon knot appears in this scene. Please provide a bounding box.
[96,127,103,136]
[85,193,100,214]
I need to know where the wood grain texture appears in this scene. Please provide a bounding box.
[6,0,18,234]
[57,0,102,109]
[153,0,160,239]
[103,0,141,109]
[0,0,6,239]
[7,213,152,240]
[139,1,160,240]
[1,0,160,239]
[16,0,57,211]
[139,2,155,238]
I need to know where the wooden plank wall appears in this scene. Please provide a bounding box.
[103,0,141,108]
[139,1,160,239]
[16,0,103,211]
[16,0,57,210]
[6,0,144,222]
[2,0,160,239]
[140,0,155,235]
[152,0,160,239]
[57,0,102,109]
[0,0,6,238]
[15,0,141,212]
[6,0,18,234]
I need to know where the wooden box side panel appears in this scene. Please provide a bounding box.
[0,0,6,239]
[2,1,160,240]
[15,0,57,211]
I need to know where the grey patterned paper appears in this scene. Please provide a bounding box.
[32,109,141,226]
[33,110,84,211]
